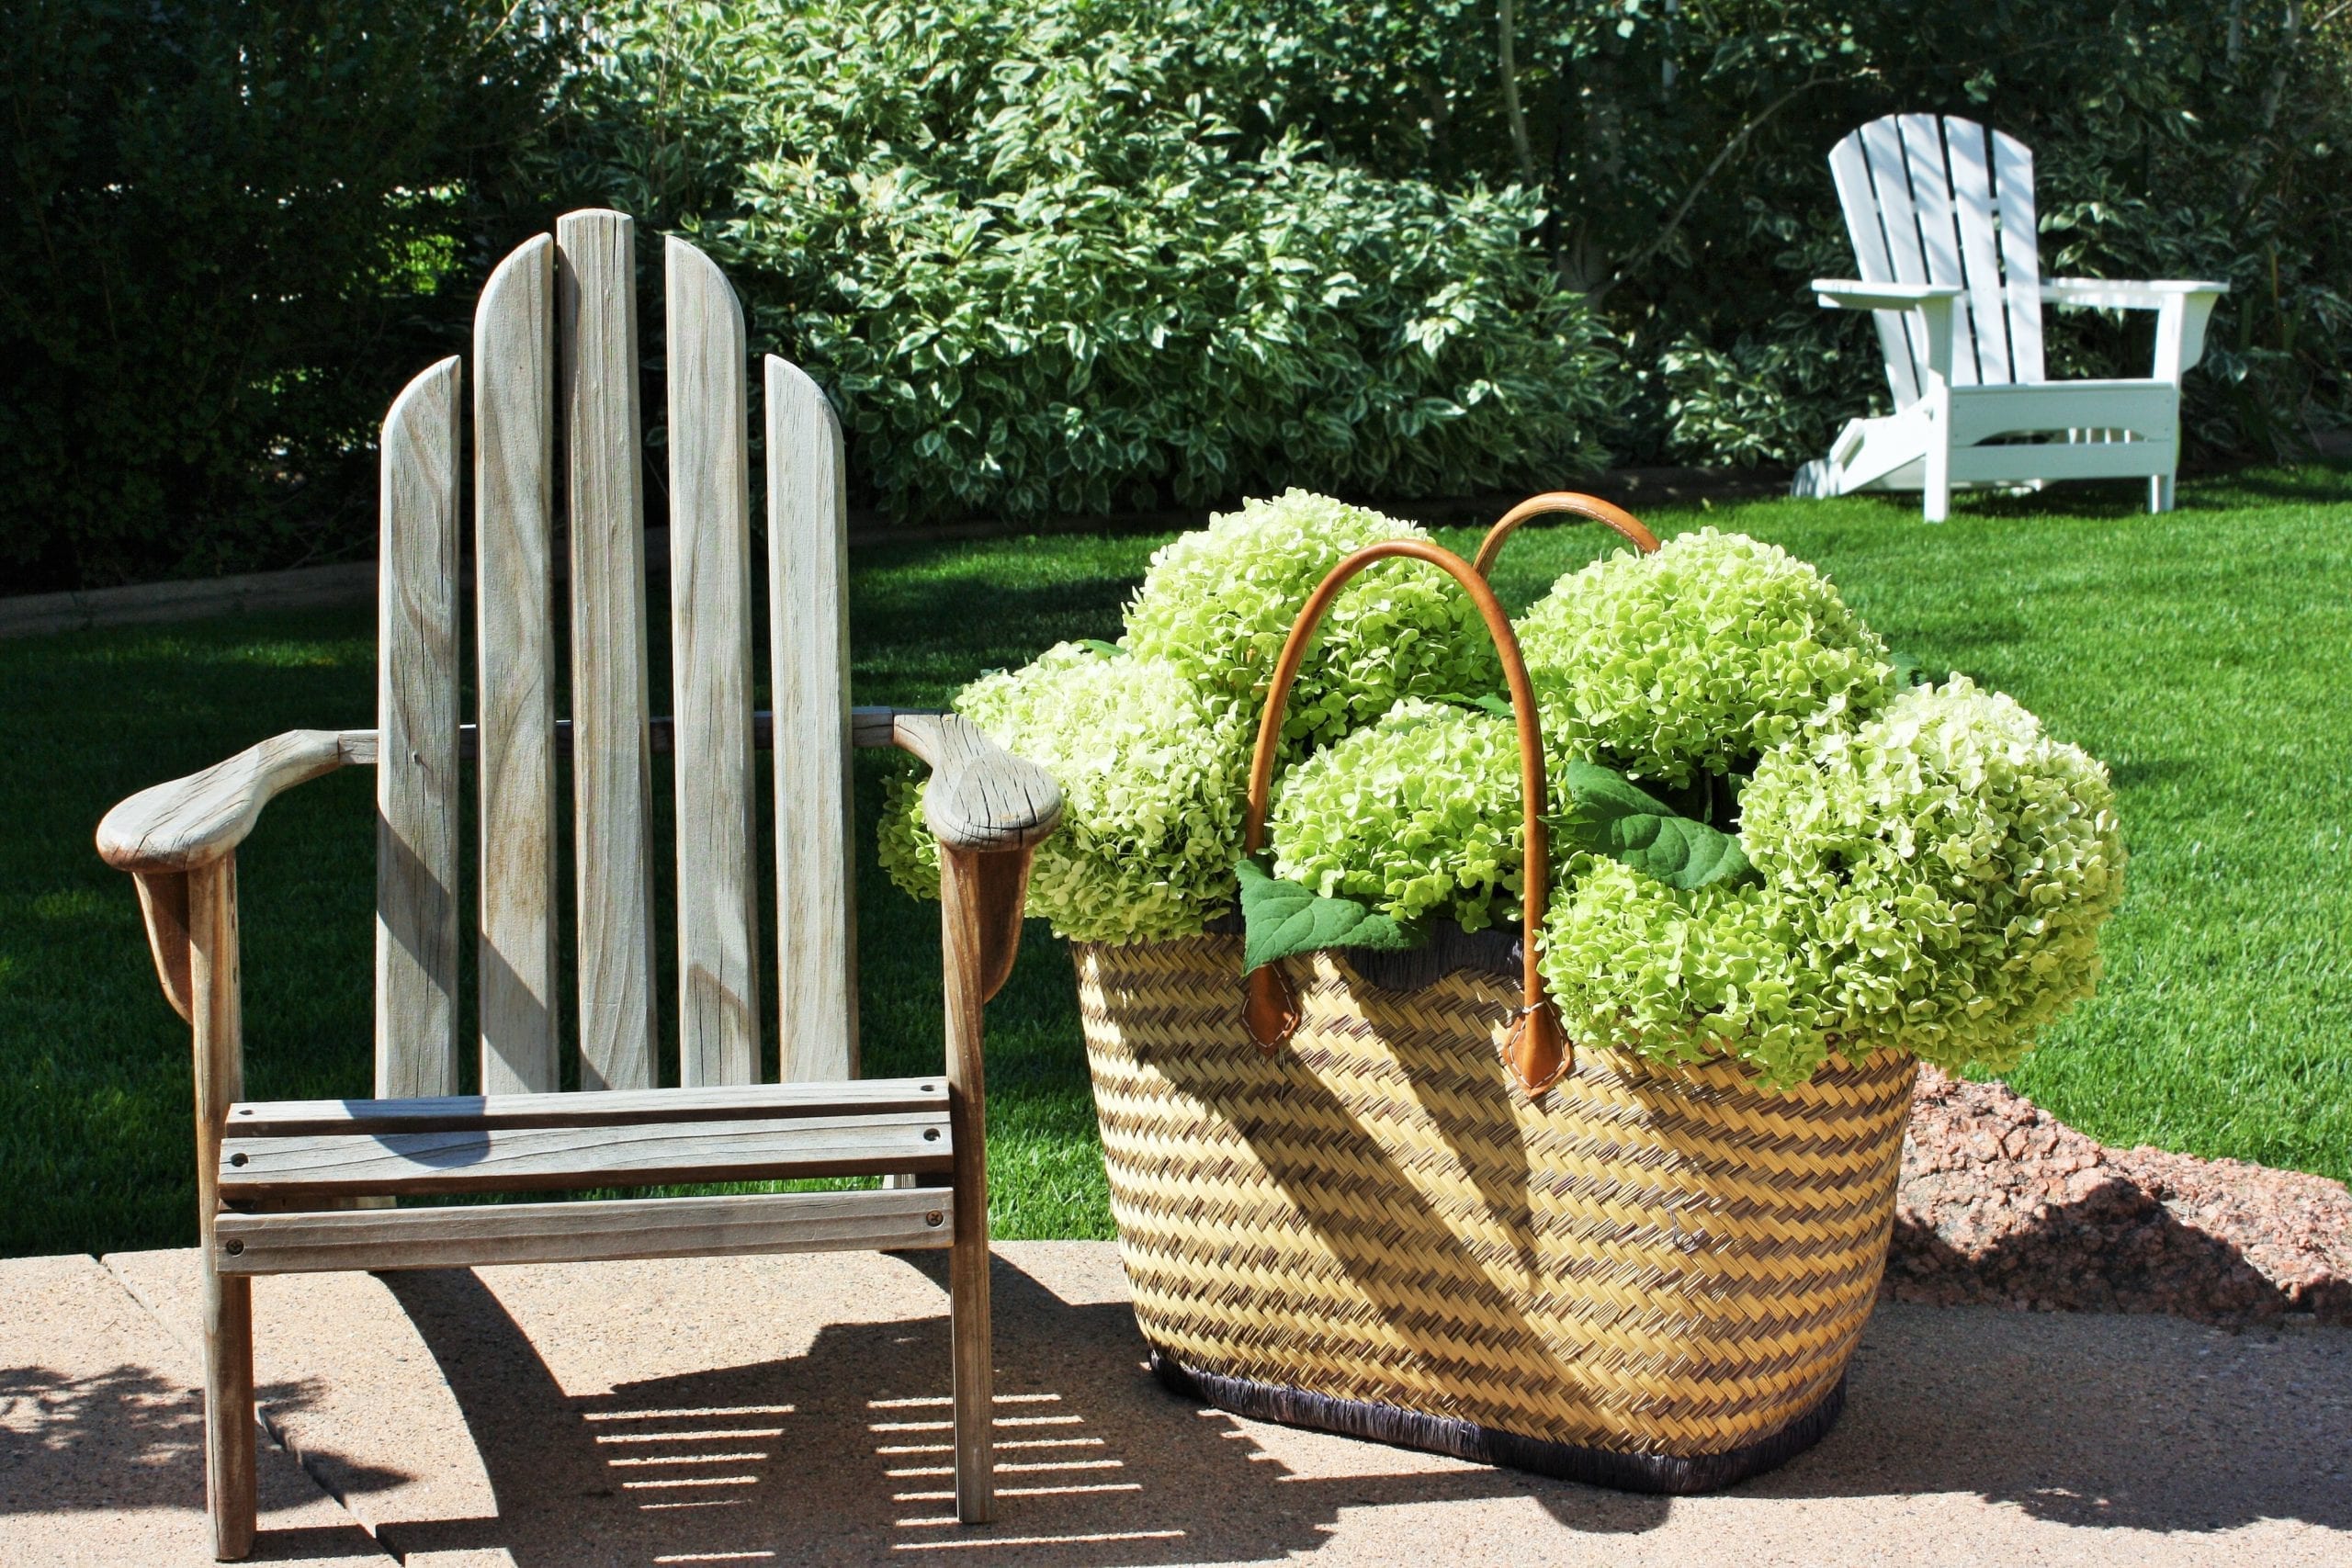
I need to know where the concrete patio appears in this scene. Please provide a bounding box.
[3,1241,2346,1567]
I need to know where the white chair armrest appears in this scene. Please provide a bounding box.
[2041,278,2230,310]
[1812,278,1964,311]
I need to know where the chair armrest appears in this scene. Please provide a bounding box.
[888,713,1064,854]
[1812,278,1964,311]
[97,728,371,874]
[2041,277,2230,310]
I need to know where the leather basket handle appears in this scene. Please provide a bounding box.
[1239,539,1571,1096]
[1475,491,1659,578]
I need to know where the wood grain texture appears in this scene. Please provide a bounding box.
[227,1076,946,1136]
[559,209,659,1091]
[474,232,561,1096]
[377,357,463,1100]
[938,846,1001,1524]
[667,238,762,1087]
[766,355,859,1082]
[96,729,351,873]
[189,857,256,1559]
[132,871,194,1022]
[219,1111,952,1200]
[214,1188,953,1275]
[894,713,1064,853]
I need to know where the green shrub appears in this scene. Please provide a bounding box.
[0,1,568,589]
[1122,491,1499,749]
[554,0,1617,524]
[1267,698,1521,931]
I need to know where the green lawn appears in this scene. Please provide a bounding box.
[4,469,2347,1258]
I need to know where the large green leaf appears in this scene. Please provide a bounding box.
[1560,761,1755,890]
[1236,856,1416,974]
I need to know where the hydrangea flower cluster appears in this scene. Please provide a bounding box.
[1122,489,1500,749]
[1266,699,1522,932]
[876,644,1250,942]
[1539,677,2125,1082]
[1516,527,1895,790]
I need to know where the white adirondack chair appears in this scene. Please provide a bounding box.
[1794,113,2228,520]
[96,210,1060,1559]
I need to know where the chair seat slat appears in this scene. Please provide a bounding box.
[220,1111,953,1200]
[213,1189,954,1275]
[227,1077,947,1136]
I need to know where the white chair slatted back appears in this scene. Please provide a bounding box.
[768,358,858,1082]
[475,236,560,1095]
[376,358,464,1099]
[1829,114,2049,404]
[665,239,763,1088]
[559,211,661,1092]
[374,209,858,1100]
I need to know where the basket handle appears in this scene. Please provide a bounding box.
[1240,540,1570,1096]
[1475,491,1659,578]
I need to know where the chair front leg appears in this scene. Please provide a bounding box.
[188,855,258,1559]
[937,843,1038,1527]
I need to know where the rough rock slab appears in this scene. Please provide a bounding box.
[1890,1067,2352,1324]
[0,1252,389,1567]
[96,1240,2352,1567]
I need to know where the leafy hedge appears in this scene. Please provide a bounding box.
[0,2,568,591]
[549,0,1616,523]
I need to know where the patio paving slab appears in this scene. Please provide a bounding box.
[0,1252,390,1566]
[11,1241,2349,1566]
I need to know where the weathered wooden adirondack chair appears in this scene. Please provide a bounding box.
[1795,113,2229,520]
[96,209,1060,1560]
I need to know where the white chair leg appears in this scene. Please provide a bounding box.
[2150,472,2175,513]
[1923,416,1951,524]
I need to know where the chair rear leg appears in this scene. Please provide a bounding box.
[203,1255,258,1557]
[948,1211,993,1524]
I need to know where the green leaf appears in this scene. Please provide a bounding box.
[1560,761,1755,890]
[1889,649,1950,688]
[1236,856,1416,974]
[1077,638,1127,660]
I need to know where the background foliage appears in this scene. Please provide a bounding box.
[0,0,569,590]
[6,0,2347,587]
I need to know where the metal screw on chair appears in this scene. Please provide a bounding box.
[923,1128,941,1142]
[925,1212,944,1228]
[224,1240,243,1257]
[228,1152,248,1167]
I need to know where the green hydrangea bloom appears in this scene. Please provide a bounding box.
[874,644,1250,943]
[1267,698,1523,931]
[1740,677,2126,1075]
[1122,489,1500,749]
[1537,855,1835,1089]
[1515,527,1894,790]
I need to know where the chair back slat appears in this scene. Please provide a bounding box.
[557,210,659,1091]
[1827,132,1921,408]
[767,355,859,1082]
[1896,114,1980,386]
[376,357,464,1099]
[664,238,763,1087]
[474,234,562,1094]
[1990,129,2046,383]
[1941,118,2014,385]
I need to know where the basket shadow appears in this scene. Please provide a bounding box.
[354,1254,1668,1567]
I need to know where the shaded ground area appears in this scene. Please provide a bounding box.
[4,1242,2347,1566]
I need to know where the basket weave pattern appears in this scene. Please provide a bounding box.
[1077,933,1917,1460]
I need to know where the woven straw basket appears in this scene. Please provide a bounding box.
[1074,496,1918,1492]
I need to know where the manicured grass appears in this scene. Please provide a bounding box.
[3,469,2346,1258]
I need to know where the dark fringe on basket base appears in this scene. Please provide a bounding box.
[1148,1348,1847,1495]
